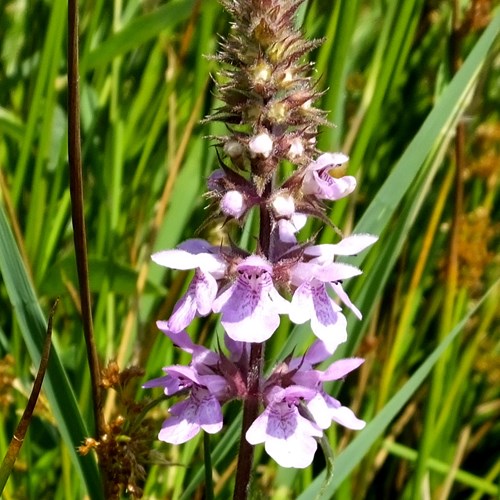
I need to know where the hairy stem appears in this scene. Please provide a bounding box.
[233,341,264,500]
[233,181,273,499]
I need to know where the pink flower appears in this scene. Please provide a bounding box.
[247,341,365,468]
[144,325,240,445]
[151,239,227,332]
[289,261,362,350]
[288,234,377,350]
[212,255,290,342]
[302,152,356,200]
[293,354,366,431]
[158,385,223,444]
[245,387,322,468]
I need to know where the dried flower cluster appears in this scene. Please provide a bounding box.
[79,362,163,498]
[146,0,376,470]
[0,354,15,411]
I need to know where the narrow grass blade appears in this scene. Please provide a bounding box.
[81,0,196,71]
[296,280,498,499]
[350,13,500,246]
[0,299,57,494]
[0,107,24,142]
[0,207,103,500]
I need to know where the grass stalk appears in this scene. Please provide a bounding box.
[67,0,104,488]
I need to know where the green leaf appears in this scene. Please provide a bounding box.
[0,107,24,142]
[39,255,166,296]
[351,12,500,248]
[0,207,103,500]
[81,0,196,71]
[297,280,498,499]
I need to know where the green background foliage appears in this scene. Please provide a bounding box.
[0,0,498,498]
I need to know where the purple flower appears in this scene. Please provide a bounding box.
[247,341,365,468]
[212,255,290,342]
[302,152,356,201]
[246,386,322,468]
[158,385,223,444]
[292,354,366,431]
[289,262,362,350]
[144,325,239,445]
[289,280,348,352]
[287,234,377,350]
[151,239,227,332]
[144,364,224,444]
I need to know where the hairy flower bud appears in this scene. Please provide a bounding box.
[248,132,273,158]
[209,0,327,173]
[271,193,295,218]
[221,190,247,218]
[224,140,244,159]
[288,138,304,159]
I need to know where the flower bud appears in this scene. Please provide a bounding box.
[271,193,295,218]
[221,190,247,218]
[248,133,273,158]
[207,169,226,191]
[252,61,272,85]
[288,138,304,159]
[224,140,244,158]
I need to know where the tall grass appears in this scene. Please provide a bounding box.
[0,0,498,498]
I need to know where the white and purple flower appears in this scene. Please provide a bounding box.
[302,152,356,201]
[143,325,240,445]
[246,340,365,468]
[212,255,290,343]
[246,386,323,468]
[287,234,377,352]
[151,239,227,333]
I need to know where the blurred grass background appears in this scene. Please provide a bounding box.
[0,0,498,498]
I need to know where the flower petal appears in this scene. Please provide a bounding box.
[305,234,378,260]
[152,240,226,276]
[314,262,363,282]
[167,291,197,333]
[330,405,365,430]
[159,401,202,444]
[152,249,200,270]
[330,282,362,319]
[193,270,218,315]
[177,239,214,254]
[246,402,322,469]
[320,358,365,381]
[303,340,333,366]
[289,282,314,324]
[307,152,349,171]
[307,393,332,429]
[142,375,181,396]
[166,270,218,332]
[278,219,299,243]
[290,282,347,352]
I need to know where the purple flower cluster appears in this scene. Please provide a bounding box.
[145,324,365,468]
[151,230,376,352]
[144,0,378,472]
[145,157,376,467]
